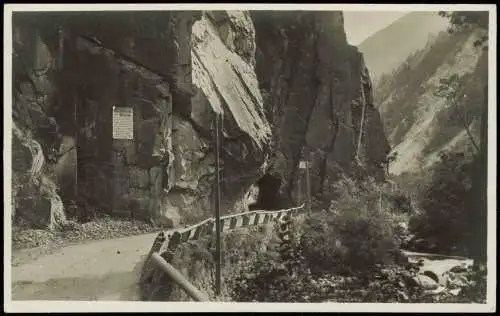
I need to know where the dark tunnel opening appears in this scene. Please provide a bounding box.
[249,173,292,211]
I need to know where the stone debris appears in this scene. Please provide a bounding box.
[410,274,440,290]
[402,251,475,296]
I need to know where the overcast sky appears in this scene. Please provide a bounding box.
[343,11,409,45]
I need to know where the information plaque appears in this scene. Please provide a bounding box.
[112,106,134,140]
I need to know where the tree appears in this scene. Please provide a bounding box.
[438,11,489,263]
[435,74,480,154]
[439,11,489,48]
[410,151,474,254]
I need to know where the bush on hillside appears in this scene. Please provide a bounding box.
[299,209,400,276]
[299,179,405,276]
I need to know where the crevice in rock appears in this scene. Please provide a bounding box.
[168,186,200,197]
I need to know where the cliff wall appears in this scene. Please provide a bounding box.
[252,11,389,206]
[11,10,389,228]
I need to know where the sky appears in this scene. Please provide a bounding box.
[343,11,409,45]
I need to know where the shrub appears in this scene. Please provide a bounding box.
[300,210,399,276]
[299,179,403,276]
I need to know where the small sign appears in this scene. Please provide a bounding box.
[112,106,134,140]
[299,161,308,169]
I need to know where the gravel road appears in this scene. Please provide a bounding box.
[11,232,159,301]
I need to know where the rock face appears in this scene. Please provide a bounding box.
[12,123,66,230]
[11,11,271,227]
[252,11,390,206]
[12,17,67,230]
[11,10,388,227]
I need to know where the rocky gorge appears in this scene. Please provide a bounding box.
[11,10,389,231]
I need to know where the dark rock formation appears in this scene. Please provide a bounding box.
[11,10,389,228]
[11,11,271,227]
[252,11,390,206]
[12,122,66,230]
[12,15,67,230]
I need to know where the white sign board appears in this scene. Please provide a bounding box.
[299,161,308,169]
[112,106,134,140]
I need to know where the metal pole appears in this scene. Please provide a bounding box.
[214,113,222,295]
[150,253,210,302]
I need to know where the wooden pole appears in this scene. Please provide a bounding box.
[74,87,78,202]
[214,113,222,295]
[150,253,210,302]
[379,190,383,213]
[306,156,311,213]
[298,169,302,205]
[58,26,64,71]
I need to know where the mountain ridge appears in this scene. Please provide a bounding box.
[358,11,450,82]
[374,27,487,176]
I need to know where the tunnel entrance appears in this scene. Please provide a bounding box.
[249,173,291,210]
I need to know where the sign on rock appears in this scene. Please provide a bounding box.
[112,106,134,140]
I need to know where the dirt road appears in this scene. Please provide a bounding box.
[11,233,159,301]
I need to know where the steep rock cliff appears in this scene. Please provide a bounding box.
[12,11,270,227]
[178,11,271,221]
[11,10,388,228]
[12,16,68,230]
[252,11,389,206]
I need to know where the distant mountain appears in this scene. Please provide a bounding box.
[358,12,449,82]
[374,27,488,176]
